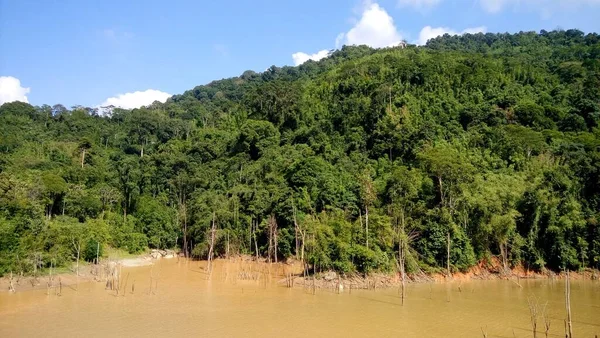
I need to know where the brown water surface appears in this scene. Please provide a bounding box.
[1,259,599,337]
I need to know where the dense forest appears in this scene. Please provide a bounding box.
[1,29,599,277]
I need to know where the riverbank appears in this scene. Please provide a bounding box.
[290,258,600,290]
[290,267,600,291]
[2,253,598,293]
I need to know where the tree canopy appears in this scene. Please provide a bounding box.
[1,29,599,276]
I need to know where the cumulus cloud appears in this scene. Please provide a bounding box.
[292,50,331,66]
[340,2,403,48]
[480,0,600,14]
[100,89,172,109]
[416,25,487,45]
[398,0,442,10]
[293,1,404,64]
[0,76,30,105]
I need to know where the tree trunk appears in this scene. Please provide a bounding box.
[253,219,259,260]
[80,149,86,168]
[182,204,188,257]
[400,238,406,306]
[500,242,508,273]
[565,270,573,338]
[293,200,299,259]
[365,205,369,250]
[438,176,445,206]
[226,230,230,259]
[208,211,216,274]
[446,232,451,277]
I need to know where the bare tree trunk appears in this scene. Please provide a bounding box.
[500,242,508,274]
[293,199,299,259]
[182,204,188,258]
[8,271,15,292]
[447,232,451,278]
[267,215,278,263]
[438,176,445,206]
[71,238,81,290]
[365,206,369,250]
[226,230,230,259]
[253,219,259,260]
[565,270,573,338]
[81,149,86,168]
[208,211,216,274]
[359,208,363,245]
[274,220,278,264]
[300,228,306,264]
[399,238,406,306]
[268,218,273,263]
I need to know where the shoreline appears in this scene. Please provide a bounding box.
[0,249,175,293]
[1,254,598,293]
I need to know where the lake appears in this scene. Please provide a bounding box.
[1,259,599,337]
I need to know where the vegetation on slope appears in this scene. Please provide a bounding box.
[1,29,599,276]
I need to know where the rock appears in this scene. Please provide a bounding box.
[164,254,174,259]
[150,252,161,259]
[158,250,167,256]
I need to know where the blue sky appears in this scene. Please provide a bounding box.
[1,0,600,109]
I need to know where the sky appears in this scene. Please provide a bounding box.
[1,0,600,109]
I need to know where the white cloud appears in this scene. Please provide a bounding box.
[292,2,403,65]
[341,2,403,48]
[0,76,30,105]
[100,89,171,109]
[479,0,600,14]
[416,25,487,45]
[398,0,442,10]
[292,50,331,66]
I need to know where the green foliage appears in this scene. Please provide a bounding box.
[83,239,103,262]
[0,29,599,276]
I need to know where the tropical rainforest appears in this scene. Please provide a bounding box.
[1,29,599,277]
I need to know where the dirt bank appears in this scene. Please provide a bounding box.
[0,249,178,293]
[289,257,600,290]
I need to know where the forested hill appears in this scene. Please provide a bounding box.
[1,29,599,276]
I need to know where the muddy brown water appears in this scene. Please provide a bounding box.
[1,259,599,337]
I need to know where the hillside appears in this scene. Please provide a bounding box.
[1,29,599,276]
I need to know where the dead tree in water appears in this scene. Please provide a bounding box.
[565,270,573,338]
[71,236,81,290]
[398,234,407,305]
[399,241,406,305]
[527,295,540,338]
[8,271,15,292]
[207,211,216,274]
[542,302,551,338]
